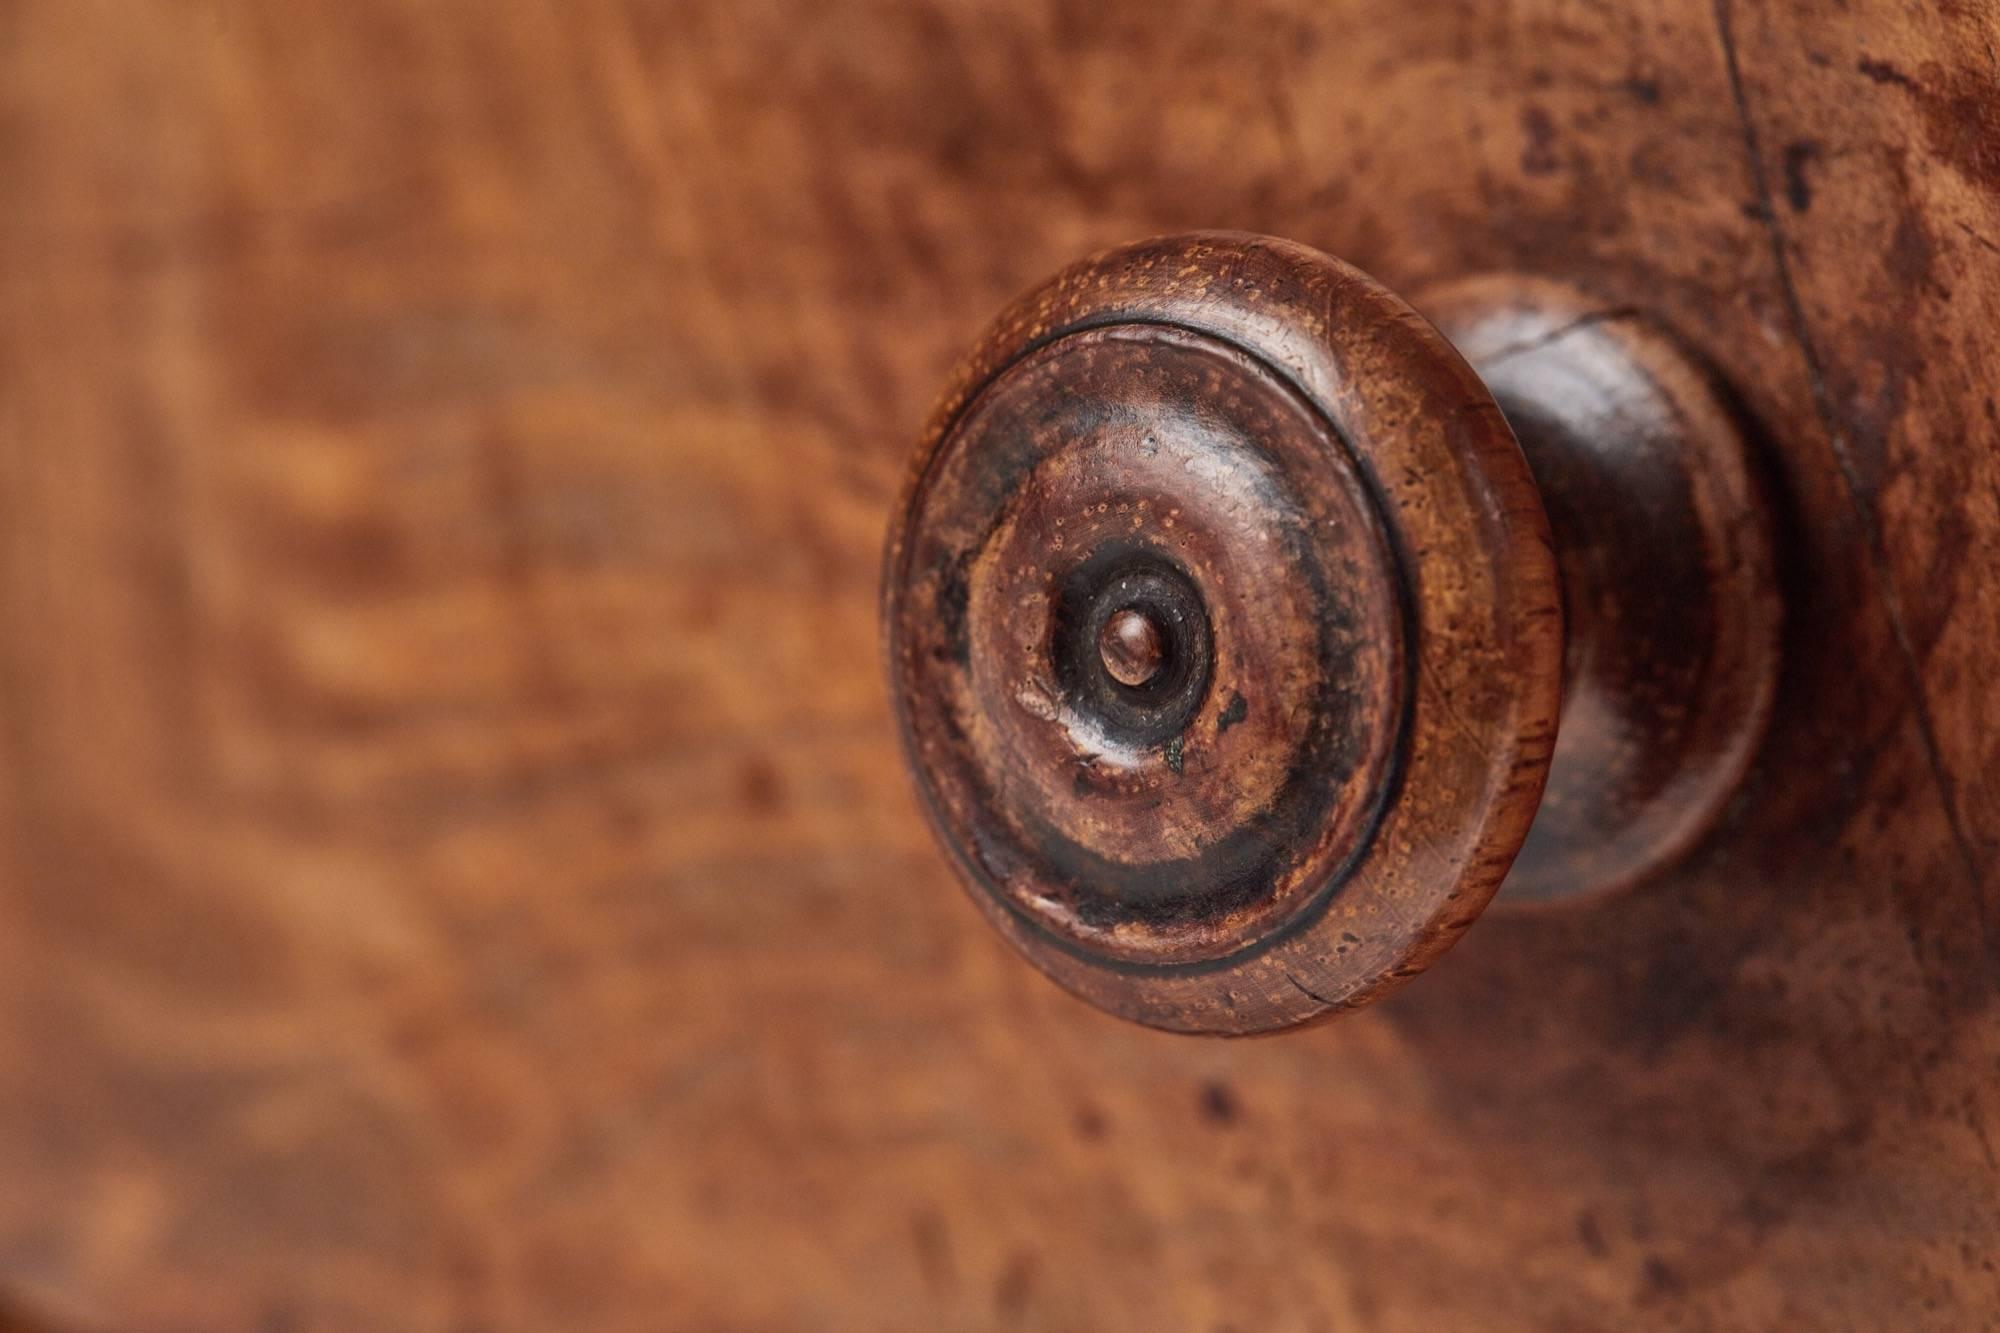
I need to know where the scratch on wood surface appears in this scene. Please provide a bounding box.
[1711,0,1994,968]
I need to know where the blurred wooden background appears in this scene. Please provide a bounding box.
[2,1,1999,1328]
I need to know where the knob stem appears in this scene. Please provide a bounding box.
[1426,281,1779,905]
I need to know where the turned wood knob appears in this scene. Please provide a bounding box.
[883,233,1778,1034]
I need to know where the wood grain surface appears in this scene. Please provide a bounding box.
[2,1,1998,1329]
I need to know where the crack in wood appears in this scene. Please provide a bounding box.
[1711,0,1997,981]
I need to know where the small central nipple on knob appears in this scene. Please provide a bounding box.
[1099,607,1168,688]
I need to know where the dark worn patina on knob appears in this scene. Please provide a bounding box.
[883,232,1776,1034]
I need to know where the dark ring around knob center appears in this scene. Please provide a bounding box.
[1054,548,1213,750]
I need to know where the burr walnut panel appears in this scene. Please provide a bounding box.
[1,1,1998,1330]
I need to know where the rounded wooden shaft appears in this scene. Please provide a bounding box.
[1423,278,1779,906]
[882,232,1778,1034]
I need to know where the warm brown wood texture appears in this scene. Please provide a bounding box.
[2,1,1998,1330]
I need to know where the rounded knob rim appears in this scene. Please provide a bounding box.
[884,232,1562,1033]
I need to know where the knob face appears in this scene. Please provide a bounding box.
[884,234,1562,1033]
[893,322,1407,967]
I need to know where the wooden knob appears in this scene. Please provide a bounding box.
[883,233,1777,1034]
